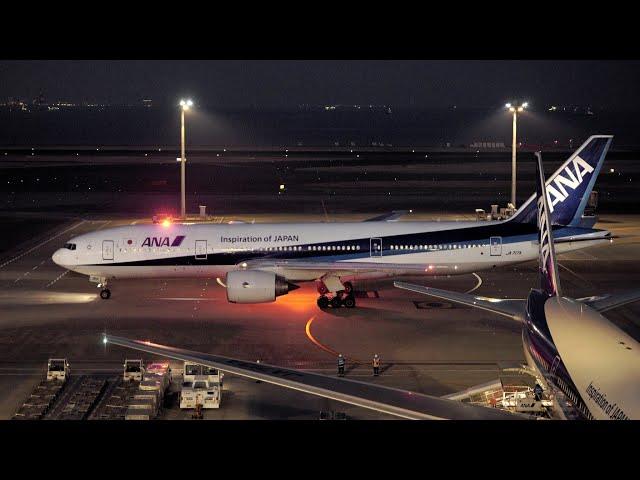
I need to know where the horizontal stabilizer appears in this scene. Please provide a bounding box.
[394,281,524,321]
[363,210,409,222]
[578,290,640,313]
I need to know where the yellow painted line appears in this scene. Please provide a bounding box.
[305,316,364,364]
[465,273,483,293]
[305,316,339,357]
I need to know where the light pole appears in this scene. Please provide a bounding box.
[179,99,193,218]
[505,101,528,208]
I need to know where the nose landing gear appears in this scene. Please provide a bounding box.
[95,278,111,300]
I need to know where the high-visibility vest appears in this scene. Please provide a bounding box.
[338,358,345,366]
[373,358,380,367]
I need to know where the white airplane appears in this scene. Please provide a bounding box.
[396,151,640,420]
[53,135,613,309]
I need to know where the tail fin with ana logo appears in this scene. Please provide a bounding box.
[509,135,613,226]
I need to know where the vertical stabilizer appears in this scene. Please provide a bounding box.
[536,152,562,297]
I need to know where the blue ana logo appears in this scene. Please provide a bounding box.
[546,156,595,213]
[142,235,185,247]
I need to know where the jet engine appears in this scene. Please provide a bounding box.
[226,270,299,304]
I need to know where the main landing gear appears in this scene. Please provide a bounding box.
[316,277,356,309]
[317,291,356,309]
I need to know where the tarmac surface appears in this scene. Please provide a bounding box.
[1,212,639,420]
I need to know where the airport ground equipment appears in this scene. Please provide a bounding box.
[180,363,222,409]
[47,358,70,381]
[319,411,347,420]
[441,369,554,417]
[13,379,66,420]
[48,376,107,420]
[126,362,171,420]
[124,359,145,382]
[90,377,140,420]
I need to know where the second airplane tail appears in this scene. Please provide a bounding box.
[535,152,562,297]
[508,135,613,227]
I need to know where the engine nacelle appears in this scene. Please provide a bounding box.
[226,270,298,304]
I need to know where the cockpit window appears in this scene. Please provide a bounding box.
[64,243,76,250]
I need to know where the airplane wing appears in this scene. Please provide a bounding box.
[577,290,640,313]
[241,259,430,275]
[394,281,525,321]
[363,210,409,222]
[103,334,527,420]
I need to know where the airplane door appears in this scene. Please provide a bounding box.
[195,240,207,260]
[490,236,502,256]
[370,238,383,257]
[102,240,114,261]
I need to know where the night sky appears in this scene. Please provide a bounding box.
[1,60,640,110]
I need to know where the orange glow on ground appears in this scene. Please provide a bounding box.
[271,289,319,314]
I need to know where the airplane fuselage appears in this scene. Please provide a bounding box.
[523,291,640,420]
[53,220,610,282]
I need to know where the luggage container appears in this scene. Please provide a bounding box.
[125,406,154,420]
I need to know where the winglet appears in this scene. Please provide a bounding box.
[536,151,562,297]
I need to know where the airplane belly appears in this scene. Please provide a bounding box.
[74,265,233,279]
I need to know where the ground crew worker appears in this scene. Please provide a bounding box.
[337,354,345,376]
[373,354,380,376]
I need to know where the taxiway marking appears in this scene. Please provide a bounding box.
[305,316,364,363]
[0,220,85,270]
[45,270,69,288]
[465,273,483,293]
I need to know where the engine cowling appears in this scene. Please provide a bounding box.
[226,270,299,304]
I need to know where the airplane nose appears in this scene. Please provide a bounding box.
[52,248,67,267]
